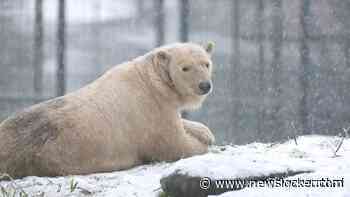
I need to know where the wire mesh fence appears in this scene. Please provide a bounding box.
[0,0,350,144]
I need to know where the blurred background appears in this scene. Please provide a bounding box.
[1,0,350,144]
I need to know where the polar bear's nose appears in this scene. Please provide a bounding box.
[198,81,212,94]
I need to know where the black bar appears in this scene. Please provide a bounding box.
[155,0,165,46]
[56,0,66,96]
[33,0,44,96]
[179,0,189,42]
[229,0,241,140]
[299,0,311,134]
[256,0,265,139]
[270,0,283,140]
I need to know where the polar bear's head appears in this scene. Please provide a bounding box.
[153,42,214,110]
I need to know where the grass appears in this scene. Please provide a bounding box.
[158,191,171,197]
[69,178,78,193]
[0,174,28,197]
[0,174,81,197]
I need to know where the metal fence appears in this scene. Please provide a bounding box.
[1,0,350,144]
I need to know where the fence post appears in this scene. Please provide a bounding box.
[270,0,283,141]
[346,39,350,68]
[33,0,44,97]
[256,0,265,140]
[345,37,350,111]
[155,0,165,47]
[56,0,66,96]
[229,0,241,141]
[179,0,189,42]
[299,0,311,134]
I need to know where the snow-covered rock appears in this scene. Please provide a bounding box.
[0,135,349,197]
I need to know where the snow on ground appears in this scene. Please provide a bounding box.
[210,135,350,197]
[1,135,350,197]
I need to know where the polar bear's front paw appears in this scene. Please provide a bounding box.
[183,119,216,146]
[189,128,215,146]
[201,129,216,145]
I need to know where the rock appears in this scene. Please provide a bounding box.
[160,169,313,197]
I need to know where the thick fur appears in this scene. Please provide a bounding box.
[0,43,215,178]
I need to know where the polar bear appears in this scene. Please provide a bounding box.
[0,43,215,178]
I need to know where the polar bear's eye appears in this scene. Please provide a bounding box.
[182,67,190,72]
[204,63,210,69]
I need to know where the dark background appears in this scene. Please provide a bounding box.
[1,0,350,144]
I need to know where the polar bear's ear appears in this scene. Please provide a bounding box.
[156,50,171,66]
[153,50,173,85]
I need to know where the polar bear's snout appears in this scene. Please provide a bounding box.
[198,80,212,95]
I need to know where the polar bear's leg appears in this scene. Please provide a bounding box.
[182,119,215,145]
